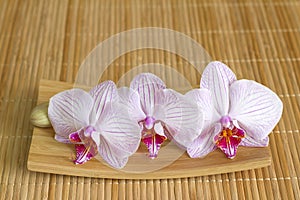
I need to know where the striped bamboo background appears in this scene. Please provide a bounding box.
[0,0,299,199]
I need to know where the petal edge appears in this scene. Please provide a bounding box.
[200,61,237,116]
[229,80,283,140]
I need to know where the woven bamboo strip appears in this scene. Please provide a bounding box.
[0,0,18,83]
[61,0,79,82]
[112,179,119,200]
[194,177,202,199]
[216,174,225,200]
[153,180,161,200]
[255,169,268,200]
[119,179,126,200]
[220,173,230,199]
[187,178,196,200]
[160,179,168,200]
[147,179,154,200]
[99,178,106,200]
[208,175,219,199]
[104,179,112,200]
[235,171,246,199]
[90,178,97,200]
[180,178,188,200]
[125,179,132,200]
[173,179,182,200]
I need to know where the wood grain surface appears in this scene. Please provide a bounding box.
[1,0,299,199]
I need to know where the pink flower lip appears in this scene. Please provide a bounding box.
[69,131,81,143]
[69,130,97,165]
[139,118,167,158]
[214,126,245,159]
[142,132,166,159]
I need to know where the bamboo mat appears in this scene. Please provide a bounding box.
[0,0,300,199]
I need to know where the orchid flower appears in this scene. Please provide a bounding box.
[186,61,283,159]
[124,73,204,158]
[48,81,141,168]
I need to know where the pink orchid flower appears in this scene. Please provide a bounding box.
[186,61,283,159]
[48,81,141,169]
[125,73,204,158]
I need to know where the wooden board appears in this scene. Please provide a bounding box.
[27,79,271,179]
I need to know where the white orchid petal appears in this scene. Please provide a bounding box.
[98,138,129,169]
[89,81,118,120]
[187,123,221,158]
[91,132,100,146]
[117,87,146,122]
[130,73,166,116]
[185,88,220,126]
[154,89,204,148]
[54,134,72,144]
[48,89,93,140]
[229,80,283,140]
[154,122,165,136]
[96,103,141,168]
[200,61,236,116]
[240,136,269,147]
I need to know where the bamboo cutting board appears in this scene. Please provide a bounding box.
[27,79,271,179]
